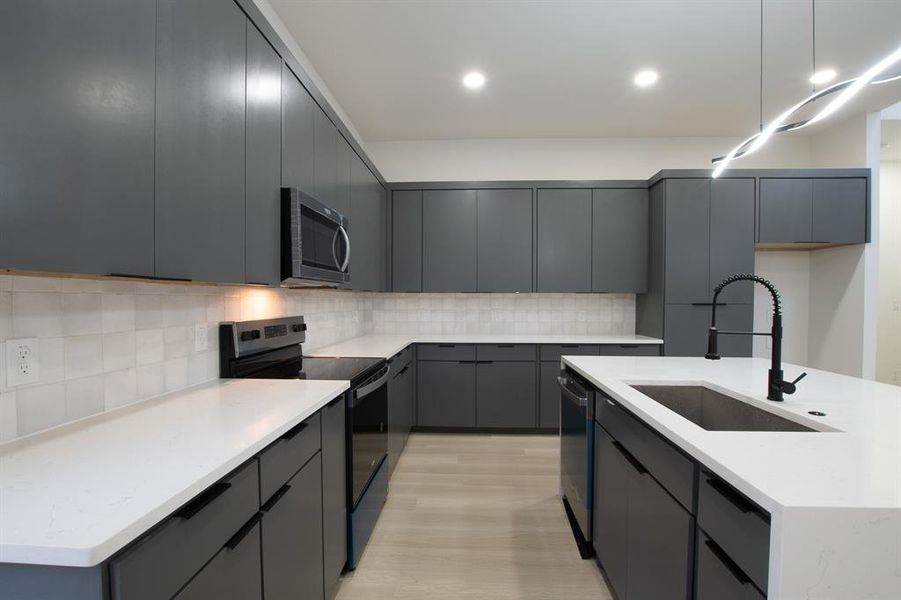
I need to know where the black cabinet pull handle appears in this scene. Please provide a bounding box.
[326,396,343,408]
[437,344,456,348]
[261,484,292,512]
[707,477,764,519]
[175,482,231,520]
[225,512,262,550]
[618,344,639,349]
[496,344,515,348]
[281,421,308,441]
[397,365,410,376]
[611,440,648,475]
[459,360,478,364]
[705,539,751,584]
[691,302,729,307]
[560,344,579,348]
[477,360,494,364]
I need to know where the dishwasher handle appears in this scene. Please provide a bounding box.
[557,375,590,409]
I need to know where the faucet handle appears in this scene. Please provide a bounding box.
[781,372,807,395]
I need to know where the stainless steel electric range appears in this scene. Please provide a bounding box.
[219,316,390,571]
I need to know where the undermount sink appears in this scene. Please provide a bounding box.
[630,385,817,432]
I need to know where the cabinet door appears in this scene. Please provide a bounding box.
[174,521,262,600]
[476,362,536,428]
[244,22,282,286]
[477,189,533,292]
[422,190,478,292]
[350,160,387,291]
[321,398,346,600]
[313,108,338,206]
[261,454,324,600]
[593,425,632,600]
[812,178,867,243]
[539,362,561,429]
[0,0,155,277]
[392,191,423,292]
[592,189,648,293]
[155,0,246,283]
[696,534,766,600]
[758,178,813,243]
[537,189,592,292]
[664,304,752,357]
[709,179,755,304]
[664,179,711,303]
[281,66,315,193]
[388,369,404,475]
[417,361,476,427]
[627,470,694,600]
[334,137,353,218]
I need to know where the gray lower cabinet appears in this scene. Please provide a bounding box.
[417,360,476,427]
[537,189,592,292]
[539,361,562,429]
[281,65,315,193]
[592,189,648,293]
[593,424,631,599]
[174,519,262,600]
[154,0,246,283]
[392,191,423,292]
[696,533,766,600]
[664,304,752,357]
[477,189,533,292]
[0,0,156,277]
[476,362,536,428]
[388,358,414,474]
[261,453,324,600]
[422,190,478,292]
[321,397,347,600]
[350,160,387,291]
[759,177,868,244]
[244,21,282,286]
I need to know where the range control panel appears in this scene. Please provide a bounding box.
[221,316,307,358]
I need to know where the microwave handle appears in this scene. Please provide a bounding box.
[338,225,350,272]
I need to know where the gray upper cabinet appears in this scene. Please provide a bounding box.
[313,107,338,207]
[812,178,867,243]
[709,178,755,303]
[537,189,592,292]
[244,22,282,286]
[349,160,387,291]
[592,189,648,293]
[281,65,315,193]
[334,137,354,218]
[422,190,478,292]
[477,189,533,292]
[0,0,156,277]
[392,191,423,292]
[664,179,711,304]
[154,0,246,283]
[758,178,813,243]
[758,177,867,244]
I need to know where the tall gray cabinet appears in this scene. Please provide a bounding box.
[154,0,247,283]
[350,161,388,291]
[637,177,755,357]
[0,0,156,277]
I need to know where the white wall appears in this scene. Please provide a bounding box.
[753,252,810,366]
[366,136,813,182]
[877,158,901,384]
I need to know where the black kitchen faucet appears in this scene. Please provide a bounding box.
[704,274,806,402]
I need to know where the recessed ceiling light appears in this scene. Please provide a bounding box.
[633,70,659,88]
[462,71,486,90]
[809,69,837,85]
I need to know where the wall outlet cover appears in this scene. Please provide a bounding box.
[194,324,209,352]
[6,338,40,387]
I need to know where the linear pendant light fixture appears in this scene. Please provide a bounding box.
[712,0,901,177]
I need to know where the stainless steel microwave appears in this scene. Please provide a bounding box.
[281,187,350,287]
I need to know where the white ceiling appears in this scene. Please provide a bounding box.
[269,0,901,142]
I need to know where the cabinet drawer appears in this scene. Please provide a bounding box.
[598,344,660,356]
[389,345,413,370]
[173,518,262,600]
[417,343,476,361]
[258,413,321,504]
[477,344,536,362]
[110,460,260,600]
[595,394,696,510]
[696,532,766,600]
[698,472,770,594]
[540,344,599,362]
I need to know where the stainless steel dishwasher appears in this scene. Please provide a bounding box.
[558,368,595,558]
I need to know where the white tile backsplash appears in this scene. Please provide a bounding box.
[0,274,635,441]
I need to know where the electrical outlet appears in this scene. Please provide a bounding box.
[6,338,40,387]
[194,324,209,352]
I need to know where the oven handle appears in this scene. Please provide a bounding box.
[557,375,589,409]
[354,364,390,402]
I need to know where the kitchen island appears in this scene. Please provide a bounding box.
[563,355,901,600]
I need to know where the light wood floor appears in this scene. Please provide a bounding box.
[335,433,613,600]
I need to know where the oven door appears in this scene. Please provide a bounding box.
[559,370,595,542]
[347,364,390,509]
[282,187,350,286]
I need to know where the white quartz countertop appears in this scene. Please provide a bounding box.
[0,378,349,568]
[307,333,663,359]
[562,356,901,511]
